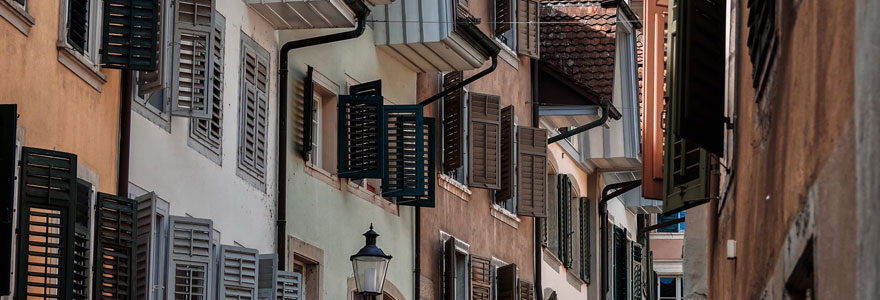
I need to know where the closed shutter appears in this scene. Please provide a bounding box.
[495,0,511,35]
[519,281,534,300]
[171,0,215,118]
[338,82,385,179]
[395,118,436,207]
[516,0,539,57]
[239,37,271,185]
[613,227,626,300]
[632,243,643,300]
[167,216,213,300]
[545,175,558,252]
[15,147,78,299]
[443,238,456,300]
[94,193,137,299]
[516,126,547,217]
[135,192,170,300]
[579,197,591,283]
[496,264,517,300]
[101,0,161,71]
[383,106,426,197]
[442,72,465,172]
[302,66,315,159]
[497,106,515,202]
[218,245,259,299]
[191,12,226,158]
[468,93,501,189]
[558,175,572,268]
[470,256,491,300]
[0,104,15,296]
[73,180,92,300]
[67,0,90,53]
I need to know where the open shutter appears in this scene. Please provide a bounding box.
[442,71,465,172]
[191,12,226,157]
[338,82,385,179]
[579,197,591,283]
[545,175,558,253]
[395,118,436,207]
[516,126,547,217]
[101,0,161,71]
[0,105,15,296]
[612,227,627,300]
[167,216,213,300]
[468,93,501,189]
[16,147,78,299]
[218,245,259,299]
[73,180,92,300]
[302,66,315,159]
[444,238,456,300]
[94,193,138,299]
[67,0,90,53]
[383,106,426,197]
[135,192,170,300]
[277,271,303,300]
[171,0,215,118]
[470,256,491,300]
[519,281,535,300]
[495,0,511,35]
[497,106,515,202]
[516,0,539,57]
[257,254,302,300]
[496,264,518,300]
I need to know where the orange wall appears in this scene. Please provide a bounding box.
[1,0,121,193]
[641,0,666,200]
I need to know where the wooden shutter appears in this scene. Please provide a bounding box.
[443,238,456,300]
[442,71,465,172]
[239,37,271,184]
[218,245,259,299]
[257,254,302,300]
[73,180,92,300]
[516,126,547,217]
[0,105,14,296]
[137,0,173,95]
[470,256,491,300]
[101,0,161,71]
[557,175,572,267]
[468,93,501,189]
[495,0,511,35]
[497,106,515,202]
[747,0,777,96]
[632,243,643,300]
[135,192,170,300]
[612,227,627,300]
[171,0,215,118]
[545,175,558,252]
[16,147,78,299]
[191,13,225,158]
[516,0,539,57]
[302,66,315,159]
[94,193,137,299]
[579,197,591,283]
[167,216,213,300]
[395,118,436,207]
[383,106,426,197]
[338,81,385,179]
[496,263,517,300]
[67,0,90,53]
[519,281,535,300]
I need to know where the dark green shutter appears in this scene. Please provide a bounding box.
[747,0,777,95]
[0,104,15,296]
[102,0,161,71]
[395,118,436,207]
[557,174,572,268]
[613,227,627,300]
[382,105,426,197]
[302,66,315,159]
[633,243,643,300]
[16,147,78,299]
[350,80,382,96]
[67,0,90,53]
[337,94,385,179]
[579,197,590,283]
[94,193,137,299]
[73,180,92,300]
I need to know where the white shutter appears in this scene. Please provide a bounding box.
[219,245,259,300]
[135,192,170,300]
[171,0,216,118]
[258,254,278,300]
[257,254,302,300]
[167,216,214,300]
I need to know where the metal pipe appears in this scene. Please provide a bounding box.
[598,180,641,206]
[548,102,611,144]
[414,207,421,300]
[637,217,686,236]
[530,57,544,300]
[276,7,370,269]
[418,55,499,107]
[118,71,132,197]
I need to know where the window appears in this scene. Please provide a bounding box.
[443,236,470,300]
[57,0,104,89]
[1,0,34,35]
[292,255,319,300]
[657,211,685,233]
[189,13,226,164]
[237,33,270,190]
[493,0,516,50]
[310,79,338,172]
[658,277,682,300]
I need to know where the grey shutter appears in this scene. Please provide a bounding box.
[442,72,465,172]
[382,106,426,197]
[468,93,501,189]
[101,0,161,71]
[191,12,225,158]
[171,0,215,118]
[135,192,170,300]
[516,0,539,57]
[394,118,436,207]
[167,216,214,300]
[495,0,511,35]
[16,147,78,299]
[519,281,534,300]
[239,36,271,185]
[0,104,15,296]
[497,105,515,202]
[470,256,491,300]
[218,245,259,299]
[73,179,92,300]
[496,264,517,300]
[94,193,138,299]
[257,254,301,300]
[516,126,547,217]
[67,0,90,53]
[557,175,572,267]
[302,66,315,159]
[443,238,456,300]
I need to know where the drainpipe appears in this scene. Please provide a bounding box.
[418,22,501,107]
[418,55,499,107]
[118,71,132,197]
[414,207,420,300]
[531,58,544,300]
[276,2,370,269]
[547,100,620,144]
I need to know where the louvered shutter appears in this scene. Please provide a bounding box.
[557,175,572,268]
[0,105,15,296]
[239,38,271,184]
[747,0,777,95]
[101,0,161,71]
[470,256,491,300]
[135,192,170,300]
[219,245,259,299]
[497,106,515,202]
[612,227,626,300]
[167,216,214,300]
[496,264,517,300]
[383,106,426,197]
[443,238,456,300]
[516,0,539,57]
[395,118,436,207]
[257,254,302,300]
[579,197,591,283]
[468,93,501,189]
[338,81,385,179]
[519,281,534,300]
[191,13,225,157]
[495,0,511,35]
[302,66,315,159]
[632,243,643,300]
[442,72,465,172]
[73,180,92,300]
[67,0,90,53]
[15,147,78,299]
[137,0,173,95]
[94,193,137,299]
[545,175,558,253]
[171,0,215,118]
[516,126,547,217]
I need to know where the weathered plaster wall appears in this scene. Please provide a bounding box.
[682,206,707,300]
[651,238,683,260]
[0,0,121,193]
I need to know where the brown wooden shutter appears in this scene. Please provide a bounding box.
[497,263,518,300]
[516,0,539,58]
[495,0,511,35]
[442,71,465,172]
[444,238,456,300]
[470,256,491,300]
[468,93,501,189]
[519,280,535,300]
[497,105,516,202]
[457,0,469,17]
[517,126,548,217]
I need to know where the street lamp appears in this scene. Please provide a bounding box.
[351,224,392,299]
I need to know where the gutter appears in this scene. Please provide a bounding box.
[418,26,501,107]
[276,1,370,269]
[118,71,132,197]
[547,101,621,144]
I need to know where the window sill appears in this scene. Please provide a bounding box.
[495,39,520,69]
[345,180,398,216]
[0,0,33,35]
[304,162,341,190]
[438,174,471,201]
[57,46,106,92]
[566,269,586,289]
[542,247,563,269]
[490,204,520,229]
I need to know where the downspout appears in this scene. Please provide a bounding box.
[418,55,499,107]
[414,207,420,300]
[118,71,132,197]
[276,3,370,269]
[531,57,543,300]
[598,179,640,298]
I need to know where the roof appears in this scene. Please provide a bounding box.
[539,5,618,101]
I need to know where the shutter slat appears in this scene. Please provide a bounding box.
[442,72,465,172]
[497,105,515,202]
[172,27,213,119]
[102,0,161,71]
[516,0,539,57]
[382,106,426,197]
[168,216,213,299]
[497,263,517,300]
[338,82,385,179]
[191,13,225,156]
[395,118,436,207]
[495,0,511,35]
[468,93,501,189]
[444,238,456,300]
[516,127,547,217]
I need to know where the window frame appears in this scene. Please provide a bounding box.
[56,0,106,90]
[304,68,340,175]
[657,276,683,300]
[0,0,35,35]
[188,12,227,165]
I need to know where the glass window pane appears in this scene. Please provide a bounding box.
[660,277,677,297]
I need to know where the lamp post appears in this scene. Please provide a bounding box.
[351,224,392,300]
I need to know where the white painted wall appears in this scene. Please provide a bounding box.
[129,0,279,253]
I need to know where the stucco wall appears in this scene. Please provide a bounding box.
[1,0,121,194]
